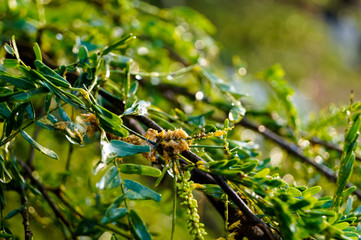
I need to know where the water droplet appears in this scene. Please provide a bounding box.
[151,77,160,85]
[238,67,247,76]
[135,75,142,80]
[195,40,205,50]
[195,91,204,100]
[166,75,173,80]
[56,33,63,40]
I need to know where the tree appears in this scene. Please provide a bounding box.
[0,1,361,239]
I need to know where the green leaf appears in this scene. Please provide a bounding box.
[308,209,336,217]
[0,103,11,119]
[154,166,168,187]
[33,43,42,61]
[124,179,161,202]
[4,59,19,68]
[118,164,161,177]
[97,166,121,190]
[289,199,311,211]
[129,209,152,240]
[102,33,136,56]
[34,60,71,88]
[101,207,127,224]
[287,187,302,198]
[302,186,321,198]
[78,45,89,64]
[4,43,14,55]
[253,168,270,178]
[333,222,349,230]
[21,131,58,160]
[0,87,49,103]
[93,104,128,137]
[0,74,36,89]
[5,205,25,219]
[103,140,150,160]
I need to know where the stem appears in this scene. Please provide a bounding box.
[190,145,224,149]
[20,187,33,240]
[171,160,177,240]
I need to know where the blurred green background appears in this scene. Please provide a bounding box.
[154,0,361,109]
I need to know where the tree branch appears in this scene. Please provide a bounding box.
[20,188,33,240]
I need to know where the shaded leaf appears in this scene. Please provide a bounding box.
[0,74,36,90]
[5,205,25,219]
[124,179,161,202]
[129,209,152,240]
[101,207,127,224]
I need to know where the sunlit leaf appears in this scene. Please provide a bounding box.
[118,164,161,177]
[97,166,121,190]
[21,131,58,160]
[33,42,42,62]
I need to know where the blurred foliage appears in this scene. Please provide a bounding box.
[1,0,361,240]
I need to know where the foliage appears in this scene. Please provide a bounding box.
[0,1,361,240]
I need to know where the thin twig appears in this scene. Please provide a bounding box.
[20,187,33,240]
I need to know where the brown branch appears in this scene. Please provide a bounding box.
[20,188,33,240]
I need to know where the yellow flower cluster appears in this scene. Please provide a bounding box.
[122,128,192,162]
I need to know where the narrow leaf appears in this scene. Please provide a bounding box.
[4,59,19,68]
[4,43,14,55]
[0,74,36,89]
[97,166,121,190]
[129,210,152,240]
[101,207,127,224]
[33,43,42,61]
[118,164,161,177]
[102,34,136,56]
[124,179,161,202]
[102,140,150,161]
[21,131,58,160]
[5,205,25,219]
